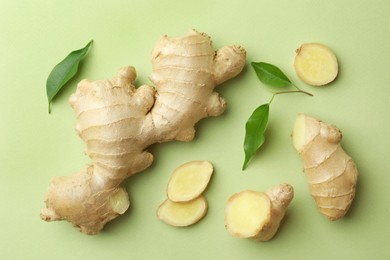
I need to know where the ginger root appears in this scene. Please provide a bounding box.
[40,30,246,234]
[292,114,358,220]
[294,43,338,86]
[224,184,294,241]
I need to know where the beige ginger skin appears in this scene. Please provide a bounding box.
[40,30,246,234]
[292,114,358,220]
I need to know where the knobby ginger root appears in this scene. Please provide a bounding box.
[157,196,208,227]
[224,184,294,241]
[167,160,213,202]
[292,113,358,220]
[294,43,338,86]
[40,30,246,234]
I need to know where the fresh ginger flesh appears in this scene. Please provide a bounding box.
[109,188,130,214]
[157,196,208,227]
[40,29,246,234]
[292,114,358,220]
[225,191,271,238]
[294,43,338,86]
[167,160,213,202]
[225,184,294,241]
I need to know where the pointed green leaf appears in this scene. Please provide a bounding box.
[251,62,291,87]
[46,40,93,113]
[242,103,270,170]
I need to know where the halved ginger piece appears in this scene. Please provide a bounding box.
[294,43,338,86]
[225,184,294,241]
[157,195,208,227]
[167,160,213,202]
[225,191,271,238]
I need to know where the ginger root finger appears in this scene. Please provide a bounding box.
[292,113,358,220]
[294,43,338,86]
[167,160,213,202]
[157,196,208,227]
[224,184,294,241]
[40,30,246,234]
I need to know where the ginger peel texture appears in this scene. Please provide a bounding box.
[292,113,358,220]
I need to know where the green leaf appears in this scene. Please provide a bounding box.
[251,62,291,87]
[46,40,93,113]
[242,103,270,170]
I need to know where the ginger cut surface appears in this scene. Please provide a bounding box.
[292,114,358,220]
[224,184,294,241]
[40,30,246,234]
[167,160,213,202]
[157,196,208,227]
[294,43,338,86]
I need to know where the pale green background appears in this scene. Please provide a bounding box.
[1,0,389,259]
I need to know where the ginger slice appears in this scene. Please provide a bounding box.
[294,43,338,86]
[167,160,213,202]
[157,195,208,227]
[224,184,294,241]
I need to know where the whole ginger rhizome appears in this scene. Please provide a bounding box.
[40,30,246,234]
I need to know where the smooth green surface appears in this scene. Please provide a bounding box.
[243,103,269,170]
[1,0,389,259]
[251,62,292,87]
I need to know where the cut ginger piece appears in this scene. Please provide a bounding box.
[167,160,213,202]
[294,43,338,86]
[109,188,130,214]
[157,195,208,227]
[225,184,294,241]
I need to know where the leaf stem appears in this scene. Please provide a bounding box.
[291,83,313,96]
[268,88,313,105]
[275,89,313,96]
